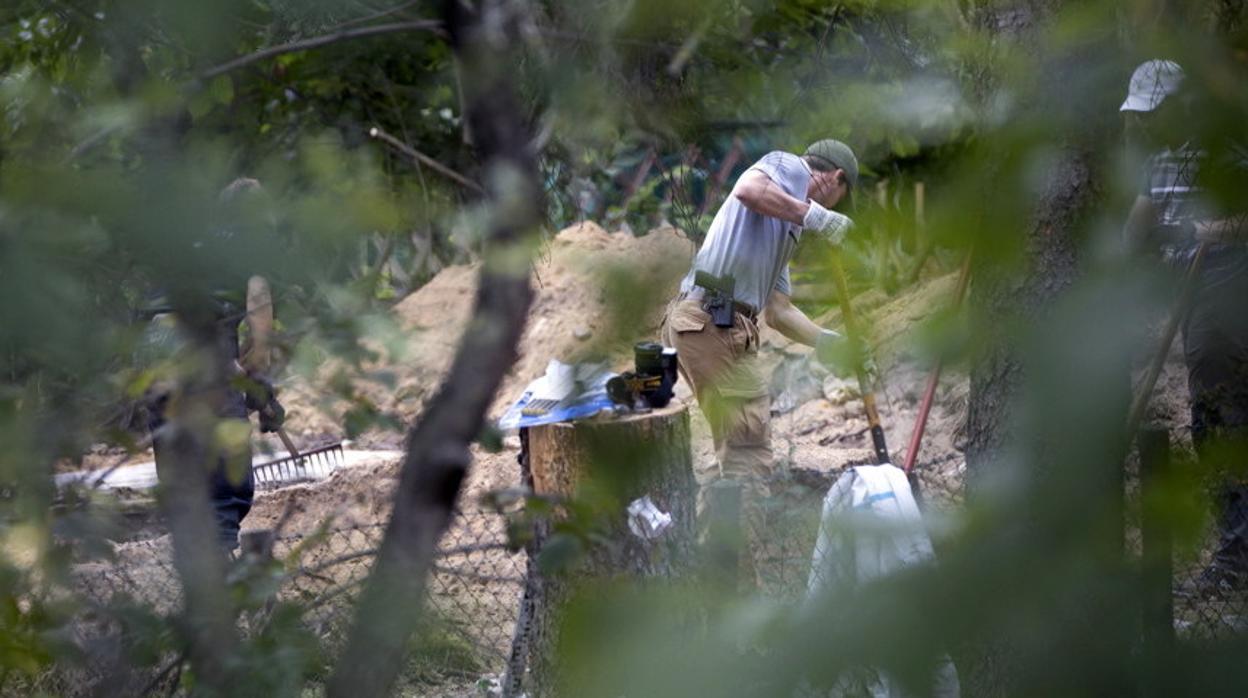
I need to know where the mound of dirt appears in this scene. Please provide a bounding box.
[275,218,1197,522]
[281,222,694,442]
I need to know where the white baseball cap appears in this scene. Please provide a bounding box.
[1120,59,1185,113]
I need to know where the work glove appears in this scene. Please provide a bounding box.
[241,373,275,411]
[258,398,286,434]
[241,373,286,433]
[815,329,876,380]
[803,201,854,246]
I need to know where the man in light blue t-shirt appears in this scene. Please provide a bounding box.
[662,139,861,583]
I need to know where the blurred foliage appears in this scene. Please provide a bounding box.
[0,0,1245,695]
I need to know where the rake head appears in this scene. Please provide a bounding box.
[253,442,345,490]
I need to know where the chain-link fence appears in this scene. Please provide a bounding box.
[65,508,525,694]
[745,456,964,600]
[753,440,1248,648]
[1173,557,1248,640]
[57,438,1248,694]
[1132,428,1248,644]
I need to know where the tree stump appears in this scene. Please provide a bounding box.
[524,403,695,696]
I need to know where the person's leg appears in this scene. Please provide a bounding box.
[663,300,738,518]
[716,392,774,588]
[1202,303,1248,574]
[1182,292,1248,593]
[208,419,255,553]
[664,300,774,585]
[1212,484,1248,572]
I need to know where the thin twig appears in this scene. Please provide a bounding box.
[439,542,510,557]
[795,420,830,437]
[296,549,378,579]
[271,496,298,538]
[65,125,121,164]
[303,576,368,614]
[818,425,871,447]
[331,1,423,30]
[432,564,523,585]
[164,659,184,698]
[368,126,484,193]
[291,540,509,582]
[666,15,713,76]
[140,651,186,696]
[89,434,154,492]
[198,20,446,81]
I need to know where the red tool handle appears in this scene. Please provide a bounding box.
[902,252,973,474]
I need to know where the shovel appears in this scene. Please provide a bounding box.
[1126,242,1209,438]
[827,249,891,466]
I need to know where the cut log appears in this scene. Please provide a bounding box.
[524,403,695,696]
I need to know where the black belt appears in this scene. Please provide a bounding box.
[678,288,759,322]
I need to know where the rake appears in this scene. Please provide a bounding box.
[252,428,345,490]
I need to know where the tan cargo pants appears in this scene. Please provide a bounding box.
[661,298,773,583]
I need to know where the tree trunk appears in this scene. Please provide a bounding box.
[325,1,542,696]
[960,3,1126,696]
[526,404,696,696]
[964,163,1087,483]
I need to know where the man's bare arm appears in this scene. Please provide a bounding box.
[733,170,811,226]
[763,289,823,347]
[240,275,273,374]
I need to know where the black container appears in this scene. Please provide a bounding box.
[635,341,677,408]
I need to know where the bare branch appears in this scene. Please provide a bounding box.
[198,20,446,81]
[70,18,447,162]
[666,15,712,76]
[368,126,485,193]
[331,0,424,30]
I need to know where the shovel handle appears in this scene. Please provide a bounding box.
[1126,242,1208,438]
[828,249,891,465]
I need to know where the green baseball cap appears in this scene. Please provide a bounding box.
[804,139,859,190]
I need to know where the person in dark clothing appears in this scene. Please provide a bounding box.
[1122,60,1248,596]
[142,178,284,552]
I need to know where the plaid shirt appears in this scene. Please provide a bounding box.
[1142,143,1207,266]
[1143,143,1248,283]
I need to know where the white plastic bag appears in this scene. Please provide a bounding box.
[627,495,673,541]
[807,464,932,592]
[806,464,960,698]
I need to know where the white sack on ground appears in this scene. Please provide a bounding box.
[806,464,960,698]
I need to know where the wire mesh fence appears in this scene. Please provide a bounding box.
[752,452,1248,647]
[1132,427,1248,643]
[58,448,1248,694]
[65,508,525,694]
[1173,556,1248,640]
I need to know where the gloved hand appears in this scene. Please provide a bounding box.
[242,373,277,413]
[241,373,286,433]
[815,329,875,379]
[258,398,286,434]
[802,201,854,245]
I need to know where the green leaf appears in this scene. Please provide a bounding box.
[537,533,583,575]
[208,75,234,106]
